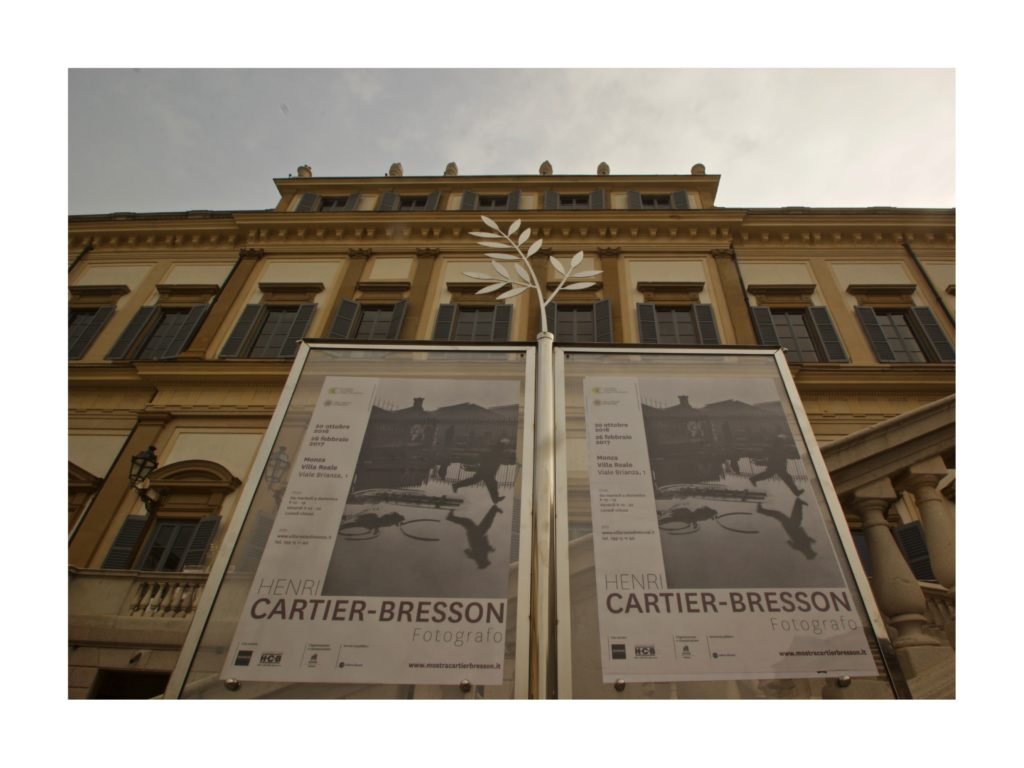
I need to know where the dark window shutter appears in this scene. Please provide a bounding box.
[461,191,479,211]
[544,190,559,210]
[895,521,936,581]
[106,306,158,360]
[377,191,400,212]
[545,303,557,336]
[637,303,659,343]
[343,193,361,211]
[807,306,848,362]
[433,304,458,340]
[491,304,513,341]
[851,531,873,577]
[329,299,361,340]
[589,189,606,210]
[627,191,643,210]
[220,304,263,358]
[277,303,317,358]
[101,516,149,569]
[158,304,209,360]
[855,306,896,362]
[751,306,780,347]
[670,190,691,210]
[69,305,115,360]
[909,306,955,362]
[386,300,409,339]
[295,193,321,213]
[693,304,720,345]
[594,299,614,343]
[424,191,441,211]
[507,190,521,210]
[181,515,220,569]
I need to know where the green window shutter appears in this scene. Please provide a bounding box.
[855,306,896,362]
[670,190,690,210]
[491,304,513,341]
[460,191,479,211]
[693,304,720,345]
[277,303,317,358]
[377,191,400,212]
[545,303,557,337]
[220,304,263,358]
[295,193,321,213]
[433,304,458,340]
[181,515,220,569]
[386,300,409,340]
[343,193,361,211]
[637,303,659,343]
[909,306,955,362]
[627,191,643,210]
[158,304,209,360]
[895,521,936,581]
[329,299,361,340]
[594,299,614,343]
[69,305,115,360]
[101,516,149,569]
[589,190,606,210]
[424,191,441,211]
[544,190,559,210]
[750,306,780,347]
[106,306,158,360]
[507,190,521,210]
[807,306,848,362]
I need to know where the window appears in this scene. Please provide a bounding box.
[69,307,115,359]
[750,306,848,363]
[137,519,206,572]
[627,190,691,210]
[400,196,429,211]
[293,193,361,212]
[544,190,606,210]
[377,191,440,212]
[433,304,512,341]
[319,196,351,211]
[461,190,520,211]
[545,300,613,343]
[855,306,954,363]
[220,304,317,359]
[637,304,720,345]
[106,304,209,361]
[328,299,408,341]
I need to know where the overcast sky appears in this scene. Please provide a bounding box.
[68,68,954,215]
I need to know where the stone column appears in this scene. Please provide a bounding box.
[897,457,955,593]
[710,247,757,345]
[848,478,950,679]
[403,248,441,339]
[322,249,372,335]
[596,248,624,343]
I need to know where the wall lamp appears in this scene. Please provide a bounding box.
[264,445,290,505]
[129,445,161,513]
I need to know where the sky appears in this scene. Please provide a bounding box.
[68,68,954,214]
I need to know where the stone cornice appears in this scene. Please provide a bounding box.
[792,364,955,394]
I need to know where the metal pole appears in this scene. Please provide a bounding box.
[531,331,555,698]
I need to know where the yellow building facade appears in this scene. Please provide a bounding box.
[68,164,955,698]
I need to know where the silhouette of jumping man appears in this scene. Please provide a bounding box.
[451,437,512,504]
[338,511,404,537]
[750,434,803,496]
[756,497,816,559]
[446,505,501,568]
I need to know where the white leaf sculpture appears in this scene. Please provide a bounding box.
[469,231,501,239]
[527,239,543,257]
[483,252,520,261]
[572,269,602,278]
[561,281,597,291]
[549,255,566,275]
[570,251,584,268]
[508,219,521,235]
[493,262,510,280]
[497,285,529,300]
[481,215,499,230]
[463,271,496,281]
[514,263,531,282]
[476,282,509,295]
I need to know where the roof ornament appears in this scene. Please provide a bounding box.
[444,162,459,176]
[388,162,404,177]
[539,160,553,176]
[463,216,601,334]
[297,165,312,178]
[597,162,610,175]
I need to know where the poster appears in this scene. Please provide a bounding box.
[224,376,522,686]
[584,375,877,682]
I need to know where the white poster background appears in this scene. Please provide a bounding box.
[223,376,511,686]
[584,376,877,682]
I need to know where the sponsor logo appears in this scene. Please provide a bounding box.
[259,653,283,666]
[234,650,253,666]
[634,645,657,658]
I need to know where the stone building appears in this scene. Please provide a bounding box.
[68,163,954,698]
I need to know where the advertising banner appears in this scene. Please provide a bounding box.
[223,375,521,686]
[584,375,877,682]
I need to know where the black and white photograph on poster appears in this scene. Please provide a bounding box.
[637,378,843,589]
[322,378,521,598]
